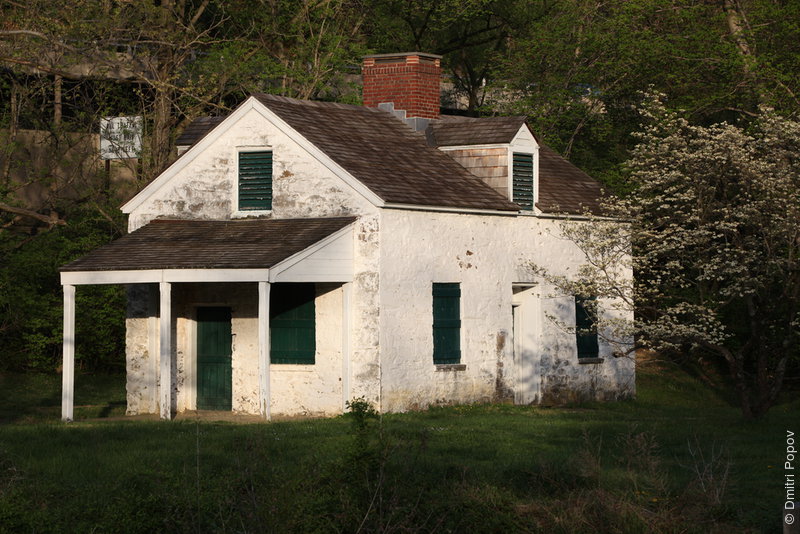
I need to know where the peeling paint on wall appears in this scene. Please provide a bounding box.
[124,105,633,418]
[125,106,384,417]
[379,209,634,413]
[494,330,513,401]
[125,284,157,414]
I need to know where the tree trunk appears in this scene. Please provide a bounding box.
[148,87,174,180]
[722,0,765,105]
[722,0,755,72]
[716,344,755,419]
[2,81,20,187]
[0,201,66,227]
[53,74,62,127]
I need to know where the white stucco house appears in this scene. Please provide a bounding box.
[59,52,634,421]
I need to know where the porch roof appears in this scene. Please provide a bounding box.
[60,217,356,280]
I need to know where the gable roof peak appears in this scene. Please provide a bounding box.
[251,93,517,211]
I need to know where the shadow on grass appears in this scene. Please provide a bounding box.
[0,372,126,423]
[96,400,127,418]
[0,365,796,532]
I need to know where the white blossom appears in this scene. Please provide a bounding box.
[534,92,800,418]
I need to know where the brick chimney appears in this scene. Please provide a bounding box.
[362,52,442,121]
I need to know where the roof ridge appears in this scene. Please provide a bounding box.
[434,115,528,123]
[252,92,384,114]
[254,92,437,144]
[150,216,358,224]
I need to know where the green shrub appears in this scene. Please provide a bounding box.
[0,208,125,372]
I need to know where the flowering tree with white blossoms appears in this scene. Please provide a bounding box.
[540,94,800,419]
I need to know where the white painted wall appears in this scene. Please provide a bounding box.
[268,283,344,416]
[122,103,633,417]
[378,209,635,412]
[173,283,345,416]
[127,106,376,231]
[127,282,351,416]
[124,105,383,416]
[125,284,158,414]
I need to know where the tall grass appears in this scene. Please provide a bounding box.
[0,362,795,533]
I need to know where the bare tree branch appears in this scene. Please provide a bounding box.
[0,202,66,227]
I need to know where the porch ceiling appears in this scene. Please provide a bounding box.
[59,216,357,285]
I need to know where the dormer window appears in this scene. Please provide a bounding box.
[238,150,273,211]
[512,152,534,211]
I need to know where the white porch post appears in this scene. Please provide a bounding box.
[258,281,271,420]
[159,281,172,420]
[341,282,352,412]
[61,284,75,422]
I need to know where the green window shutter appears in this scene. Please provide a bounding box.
[239,151,272,211]
[575,295,599,359]
[270,283,315,364]
[513,153,534,211]
[433,283,461,364]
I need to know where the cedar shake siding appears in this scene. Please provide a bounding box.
[443,147,509,198]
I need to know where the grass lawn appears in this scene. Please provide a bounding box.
[0,361,796,533]
[0,372,127,424]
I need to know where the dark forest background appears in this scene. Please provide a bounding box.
[0,0,797,416]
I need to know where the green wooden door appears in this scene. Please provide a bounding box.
[197,307,232,410]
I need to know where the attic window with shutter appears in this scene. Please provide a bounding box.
[238,151,272,211]
[512,152,534,211]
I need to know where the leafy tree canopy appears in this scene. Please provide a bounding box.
[538,94,799,418]
[491,0,800,191]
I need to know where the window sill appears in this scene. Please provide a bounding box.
[232,210,272,219]
[270,364,315,372]
[578,358,604,365]
[435,364,466,372]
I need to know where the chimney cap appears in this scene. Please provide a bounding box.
[363,51,443,61]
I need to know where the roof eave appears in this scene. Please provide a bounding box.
[382,202,519,215]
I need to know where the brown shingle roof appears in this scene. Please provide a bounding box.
[427,116,527,147]
[175,116,226,146]
[173,98,604,215]
[61,217,356,272]
[427,116,604,215]
[253,93,519,211]
[537,144,604,215]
